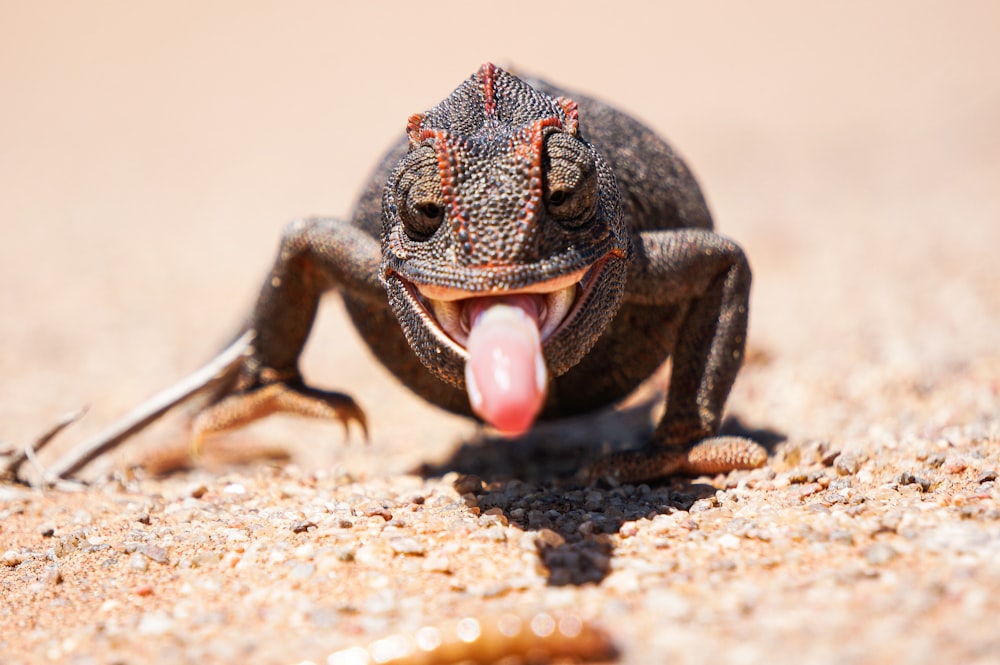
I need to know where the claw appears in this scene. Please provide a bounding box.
[190,382,368,458]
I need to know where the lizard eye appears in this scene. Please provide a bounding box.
[543,133,598,228]
[416,202,442,219]
[397,146,446,240]
[402,198,445,240]
[547,190,569,207]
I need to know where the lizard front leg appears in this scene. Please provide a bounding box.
[47,216,382,479]
[585,228,766,483]
[189,216,383,452]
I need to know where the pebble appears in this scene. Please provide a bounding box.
[821,446,842,466]
[791,483,823,501]
[534,528,566,548]
[686,499,712,514]
[354,545,386,566]
[835,453,863,476]
[923,453,946,469]
[128,553,149,571]
[603,569,641,593]
[359,502,393,521]
[137,544,169,564]
[644,590,695,620]
[896,472,932,492]
[54,531,88,557]
[2,550,24,566]
[941,456,969,475]
[137,611,174,636]
[421,554,452,573]
[863,542,899,566]
[478,526,508,542]
[828,529,856,545]
[877,511,904,534]
[478,510,508,527]
[99,599,121,613]
[194,551,222,568]
[222,528,250,543]
[453,474,484,495]
[43,565,63,585]
[291,520,317,534]
[389,537,425,555]
[289,562,316,579]
[717,534,742,550]
[584,491,605,512]
[619,521,640,538]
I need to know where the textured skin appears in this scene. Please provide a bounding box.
[193,63,766,483]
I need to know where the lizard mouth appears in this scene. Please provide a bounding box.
[397,256,612,356]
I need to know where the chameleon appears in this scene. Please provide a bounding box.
[50,63,766,484]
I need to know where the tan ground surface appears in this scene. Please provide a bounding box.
[2,2,999,664]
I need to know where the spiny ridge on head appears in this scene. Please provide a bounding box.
[407,63,577,142]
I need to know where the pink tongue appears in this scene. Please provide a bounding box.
[463,297,547,435]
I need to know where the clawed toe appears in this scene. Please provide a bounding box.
[189,382,368,457]
[683,436,767,475]
[581,436,767,484]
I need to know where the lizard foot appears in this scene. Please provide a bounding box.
[190,382,368,457]
[582,436,766,484]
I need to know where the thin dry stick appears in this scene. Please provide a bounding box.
[1,407,87,482]
[45,331,254,481]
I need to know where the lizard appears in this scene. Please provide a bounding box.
[50,63,766,484]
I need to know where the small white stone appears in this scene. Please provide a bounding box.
[137,611,174,636]
[717,533,742,550]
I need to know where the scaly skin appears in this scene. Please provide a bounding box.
[184,63,766,483]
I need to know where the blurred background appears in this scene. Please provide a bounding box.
[1,1,997,467]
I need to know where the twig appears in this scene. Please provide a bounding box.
[0,408,87,483]
[44,331,254,481]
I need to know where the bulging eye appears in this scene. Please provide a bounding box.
[543,132,598,227]
[403,198,445,239]
[415,202,442,219]
[547,190,569,207]
[397,146,446,240]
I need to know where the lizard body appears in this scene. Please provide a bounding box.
[56,63,765,483]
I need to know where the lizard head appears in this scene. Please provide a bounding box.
[380,63,631,434]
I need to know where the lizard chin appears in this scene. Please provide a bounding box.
[401,256,611,355]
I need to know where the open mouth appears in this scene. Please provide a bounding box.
[397,256,611,354]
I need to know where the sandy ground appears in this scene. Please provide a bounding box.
[2,2,999,663]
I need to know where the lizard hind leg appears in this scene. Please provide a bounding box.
[189,381,368,458]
